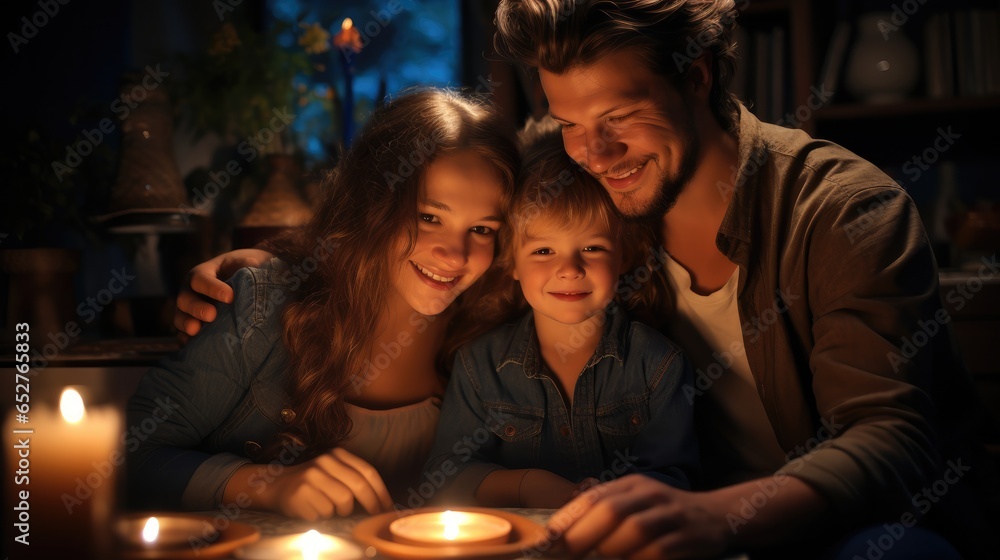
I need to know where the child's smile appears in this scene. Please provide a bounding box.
[513,221,622,327]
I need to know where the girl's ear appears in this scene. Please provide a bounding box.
[511,268,519,281]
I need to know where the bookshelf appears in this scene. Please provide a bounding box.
[733,1,817,129]
[735,0,1000,451]
[737,0,999,243]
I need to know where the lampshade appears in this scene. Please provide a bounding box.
[95,73,206,233]
[232,154,313,249]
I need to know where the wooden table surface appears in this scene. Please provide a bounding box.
[184,507,750,559]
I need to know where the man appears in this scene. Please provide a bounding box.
[489,1,995,559]
[174,1,995,557]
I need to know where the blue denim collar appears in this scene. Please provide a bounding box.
[495,306,629,377]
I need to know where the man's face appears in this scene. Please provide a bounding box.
[540,49,701,220]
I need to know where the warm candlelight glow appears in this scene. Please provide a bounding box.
[296,530,327,560]
[117,514,223,551]
[235,530,362,559]
[333,17,363,53]
[60,388,86,423]
[442,510,460,541]
[142,517,159,544]
[389,510,512,546]
[8,386,121,556]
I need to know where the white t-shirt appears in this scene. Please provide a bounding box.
[662,254,786,485]
[342,396,441,498]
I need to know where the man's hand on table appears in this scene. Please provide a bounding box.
[547,475,732,559]
[174,248,274,341]
[546,473,827,559]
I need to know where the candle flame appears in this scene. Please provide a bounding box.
[60,389,86,424]
[297,529,337,560]
[142,517,159,544]
[442,510,460,541]
[341,18,353,31]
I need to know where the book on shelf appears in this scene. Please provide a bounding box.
[979,9,1000,95]
[819,18,851,98]
[924,11,955,98]
[941,7,1000,98]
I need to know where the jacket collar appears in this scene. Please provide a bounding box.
[495,306,629,377]
[716,104,767,272]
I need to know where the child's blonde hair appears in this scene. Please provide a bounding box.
[501,118,623,269]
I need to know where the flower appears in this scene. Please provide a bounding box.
[298,22,330,55]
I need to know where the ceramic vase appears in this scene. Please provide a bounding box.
[844,12,920,103]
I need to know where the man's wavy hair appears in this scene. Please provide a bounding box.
[266,89,519,462]
[494,0,742,132]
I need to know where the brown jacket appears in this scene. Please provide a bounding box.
[711,106,996,554]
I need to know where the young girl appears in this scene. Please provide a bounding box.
[420,122,699,508]
[126,89,519,520]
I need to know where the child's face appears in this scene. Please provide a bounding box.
[513,219,622,326]
[390,151,504,316]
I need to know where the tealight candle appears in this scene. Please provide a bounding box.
[235,529,364,560]
[117,515,219,550]
[4,388,121,558]
[389,510,512,547]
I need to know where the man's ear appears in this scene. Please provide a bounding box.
[686,53,713,98]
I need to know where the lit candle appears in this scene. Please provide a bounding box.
[389,510,513,547]
[4,388,122,558]
[235,529,364,560]
[117,515,220,550]
[333,17,363,148]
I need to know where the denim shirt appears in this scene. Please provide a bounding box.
[423,307,699,503]
[127,264,295,511]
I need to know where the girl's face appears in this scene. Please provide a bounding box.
[390,150,505,316]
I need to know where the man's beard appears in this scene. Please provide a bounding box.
[619,113,701,223]
[619,135,700,223]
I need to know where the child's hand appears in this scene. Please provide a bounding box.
[572,477,601,498]
[517,470,587,508]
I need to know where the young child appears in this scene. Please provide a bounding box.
[421,120,699,508]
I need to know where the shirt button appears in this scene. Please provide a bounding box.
[559,425,571,437]
[244,441,262,457]
[504,425,517,437]
[630,413,641,426]
[280,408,296,423]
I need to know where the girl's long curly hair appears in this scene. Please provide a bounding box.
[265,89,519,461]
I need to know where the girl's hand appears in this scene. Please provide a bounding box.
[174,248,274,339]
[238,448,394,521]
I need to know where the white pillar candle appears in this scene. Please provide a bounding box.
[4,388,121,558]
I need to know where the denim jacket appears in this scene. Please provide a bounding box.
[423,307,699,503]
[126,264,295,511]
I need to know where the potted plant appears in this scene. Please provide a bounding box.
[0,128,114,343]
